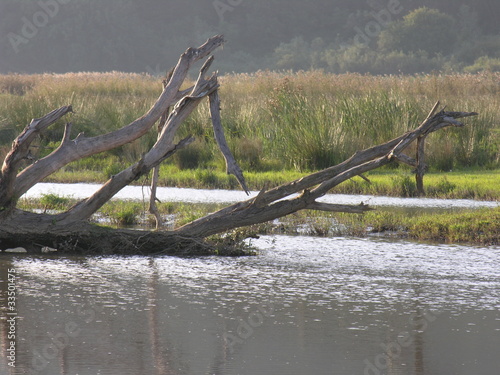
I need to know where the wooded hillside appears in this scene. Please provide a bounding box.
[1,0,499,74]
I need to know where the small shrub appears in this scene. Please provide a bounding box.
[100,201,140,227]
[391,174,417,197]
[114,209,138,226]
[431,177,457,196]
[194,169,219,187]
[231,137,263,171]
[40,194,70,210]
[173,139,212,169]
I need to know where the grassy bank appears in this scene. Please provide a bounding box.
[1,71,499,174]
[18,195,500,246]
[44,166,500,201]
[333,208,500,246]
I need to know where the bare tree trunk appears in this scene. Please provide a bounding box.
[149,166,163,230]
[150,70,175,230]
[0,35,478,255]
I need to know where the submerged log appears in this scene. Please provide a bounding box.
[0,36,478,255]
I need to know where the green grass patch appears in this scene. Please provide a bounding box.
[333,207,500,245]
[408,208,500,245]
[335,169,500,200]
[38,194,71,210]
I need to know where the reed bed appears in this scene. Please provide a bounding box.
[1,71,499,173]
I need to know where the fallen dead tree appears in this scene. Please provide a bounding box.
[0,36,477,255]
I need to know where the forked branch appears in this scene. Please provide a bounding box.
[176,104,477,237]
[0,105,73,212]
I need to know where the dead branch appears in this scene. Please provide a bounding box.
[149,69,174,230]
[0,106,73,213]
[176,105,478,238]
[209,90,249,194]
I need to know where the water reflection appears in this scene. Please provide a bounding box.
[0,236,499,374]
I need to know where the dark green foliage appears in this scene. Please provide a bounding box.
[378,7,457,55]
[391,174,417,197]
[172,139,212,170]
[464,57,500,73]
[1,1,500,74]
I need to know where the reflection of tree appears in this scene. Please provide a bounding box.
[206,287,232,374]
[58,346,69,375]
[411,281,425,375]
[147,257,175,375]
[382,280,427,374]
[146,257,231,374]
[414,325,424,375]
[207,320,230,375]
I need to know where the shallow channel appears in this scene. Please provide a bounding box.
[24,182,500,209]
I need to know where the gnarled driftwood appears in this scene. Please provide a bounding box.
[0,36,478,255]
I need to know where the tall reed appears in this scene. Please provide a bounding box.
[1,71,498,172]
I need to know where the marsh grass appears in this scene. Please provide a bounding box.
[407,208,500,245]
[329,207,500,245]
[38,193,71,211]
[1,71,498,173]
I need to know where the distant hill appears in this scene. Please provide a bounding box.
[1,0,499,74]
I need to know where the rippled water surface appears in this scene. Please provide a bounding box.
[1,236,499,375]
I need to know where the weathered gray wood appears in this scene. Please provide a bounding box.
[0,105,73,213]
[415,135,427,196]
[150,70,174,230]
[209,89,249,194]
[56,58,220,224]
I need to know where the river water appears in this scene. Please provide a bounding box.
[24,182,500,208]
[1,235,499,375]
[1,184,499,374]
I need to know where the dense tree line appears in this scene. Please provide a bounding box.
[0,0,499,74]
